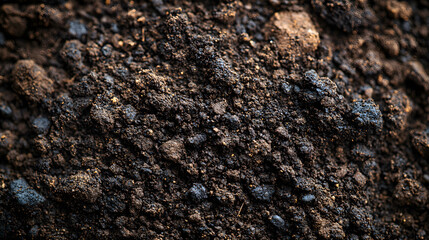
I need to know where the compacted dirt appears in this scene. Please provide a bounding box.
[0,0,428,239]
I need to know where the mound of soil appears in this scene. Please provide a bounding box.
[0,0,428,239]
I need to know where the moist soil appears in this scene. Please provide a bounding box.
[0,0,428,239]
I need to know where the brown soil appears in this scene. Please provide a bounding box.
[0,0,428,239]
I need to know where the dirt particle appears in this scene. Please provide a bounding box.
[408,61,429,91]
[0,130,16,153]
[318,219,345,239]
[0,103,12,117]
[394,178,428,206]
[60,40,86,73]
[386,0,413,20]
[12,60,54,102]
[268,11,320,56]
[1,14,27,37]
[90,102,115,131]
[412,129,429,158]
[312,0,371,32]
[351,98,383,131]
[382,90,412,131]
[376,36,400,56]
[212,100,228,115]
[353,171,367,187]
[59,170,101,203]
[160,139,185,162]
[187,134,207,146]
[352,144,375,162]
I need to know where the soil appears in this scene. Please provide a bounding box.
[0,0,428,239]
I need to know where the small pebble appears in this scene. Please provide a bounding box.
[251,185,275,202]
[270,215,285,229]
[160,139,185,162]
[10,178,46,206]
[281,82,292,94]
[302,194,316,202]
[32,117,51,134]
[0,103,12,117]
[188,183,207,202]
[102,44,113,57]
[187,134,207,146]
[68,20,87,39]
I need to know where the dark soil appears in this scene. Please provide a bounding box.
[0,0,428,239]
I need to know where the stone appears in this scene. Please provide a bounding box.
[10,178,45,206]
[188,183,208,202]
[268,11,320,56]
[160,139,185,162]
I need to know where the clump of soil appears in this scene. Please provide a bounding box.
[0,0,428,239]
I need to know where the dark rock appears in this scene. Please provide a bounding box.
[311,0,372,32]
[32,117,51,134]
[224,113,241,129]
[10,179,46,206]
[68,20,87,39]
[121,105,137,123]
[349,207,372,233]
[211,57,238,86]
[187,134,207,146]
[270,215,285,229]
[281,81,293,95]
[60,40,86,73]
[251,185,275,202]
[351,98,383,131]
[304,70,339,98]
[188,183,207,202]
[101,44,113,57]
[0,103,12,117]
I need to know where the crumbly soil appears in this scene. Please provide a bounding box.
[0,0,428,239]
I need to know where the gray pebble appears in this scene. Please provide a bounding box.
[270,215,285,229]
[69,20,87,39]
[251,185,275,202]
[302,194,316,202]
[10,178,45,206]
[0,103,12,117]
[188,183,207,202]
[32,117,51,134]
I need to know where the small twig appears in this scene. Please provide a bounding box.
[237,202,245,217]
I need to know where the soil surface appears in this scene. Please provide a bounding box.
[0,0,428,239]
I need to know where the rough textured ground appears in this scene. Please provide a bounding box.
[0,0,428,239]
